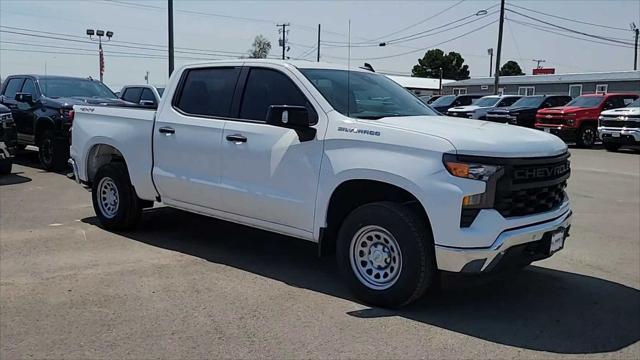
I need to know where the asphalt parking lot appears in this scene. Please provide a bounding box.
[1,147,639,359]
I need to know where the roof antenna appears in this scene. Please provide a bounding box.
[347,19,351,118]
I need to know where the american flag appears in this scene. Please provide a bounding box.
[99,42,104,81]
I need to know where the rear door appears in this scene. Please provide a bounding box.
[152,66,241,209]
[218,65,324,233]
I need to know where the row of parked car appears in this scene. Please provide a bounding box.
[420,92,639,149]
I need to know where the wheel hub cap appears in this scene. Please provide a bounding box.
[97,177,119,219]
[350,225,402,290]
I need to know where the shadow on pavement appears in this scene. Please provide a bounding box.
[0,171,32,186]
[13,148,71,175]
[82,207,640,354]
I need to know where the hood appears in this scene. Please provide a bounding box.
[600,106,640,116]
[488,106,536,114]
[447,105,481,113]
[0,103,10,113]
[374,115,567,158]
[539,106,593,114]
[45,96,131,107]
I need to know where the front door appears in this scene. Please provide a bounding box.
[152,66,241,209]
[219,66,324,232]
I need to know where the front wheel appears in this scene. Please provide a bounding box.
[0,161,11,175]
[92,163,142,230]
[337,201,436,308]
[576,125,597,148]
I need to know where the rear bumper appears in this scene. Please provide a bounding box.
[435,209,572,273]
[535,125,578,142]
[598,127,640,143]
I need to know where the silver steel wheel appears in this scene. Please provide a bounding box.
[582,128,595,145]
[349,225,402,290]
[97,177,119,219]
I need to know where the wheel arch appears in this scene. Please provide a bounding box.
[85,143,128,184]
[34,117,55,144]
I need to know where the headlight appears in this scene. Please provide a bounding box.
[443,154,504,209]
[443,161,502,181]
[598,116,604,121]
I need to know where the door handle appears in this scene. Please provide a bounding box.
[226,134,247,143]
[158,126,175,134]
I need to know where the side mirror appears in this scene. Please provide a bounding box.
[139,100,156,107]
[15,93,34,104]
[266,105,316,142]
[266,105,313,128]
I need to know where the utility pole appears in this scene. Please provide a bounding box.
[168,0,175,76]
[277,23,290,60]
[493,0,505,95]
[532,59,546,69]
[487,48,493,77]
[632,23,639,71]
[145,71,149,84]
[86,29,113,82]
[317,24,321,62]
[439,68,443,94]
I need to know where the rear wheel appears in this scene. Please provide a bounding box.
[576,125,597,148]
[38,130,68,171]
[604,142,621,152]
[92,162,142,230]
[337,201,436,308]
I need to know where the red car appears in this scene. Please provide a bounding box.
[535,93,639,147]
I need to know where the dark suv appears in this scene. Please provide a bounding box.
[0,104,17,174]
[429,94,484,114]
[486,95,572,128]
[0,75,129,170]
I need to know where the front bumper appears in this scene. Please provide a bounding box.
[535,125,578,142]
[598,127,640,143]
[435,209,572,273]
[0,141,16,162]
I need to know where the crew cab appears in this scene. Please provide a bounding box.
[119,85,164,109]
[429,94,484,114]
[598,98,640,151]
[0,104,17,175]
[486,95,572,128]
[446,95,521,120]
[0,75,130,170]
[69,60,572,308]
[536,93,638,147]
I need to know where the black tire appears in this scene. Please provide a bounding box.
[0,161,11,175]
[576,125,597,148]
[91,162,142,230]
[38,130,69,171]
[336,201,436,308]
[604,142,621,152]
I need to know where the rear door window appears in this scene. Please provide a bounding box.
[122,87,142,103]
[175,67,240,117]
[239,68,309,122]
[3,78,24,99]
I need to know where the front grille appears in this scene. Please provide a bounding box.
[601,119,640,128]
[538,118,565,125]
[494,153,570,218]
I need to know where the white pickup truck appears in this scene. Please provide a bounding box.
[69,60,572,307]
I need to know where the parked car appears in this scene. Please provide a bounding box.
[0,104,17,175]
[536,93,639,147]
[486,95,572,128]
[0,75,131,170]
[446,95,521,119]
[429,94,484,113]
[119,85,164,108]
[418,94,442,105]
[69,60,572,308]
[598,98,640,151]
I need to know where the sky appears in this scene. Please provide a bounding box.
[0,0,639,90]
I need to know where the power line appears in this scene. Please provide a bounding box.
[505,8,635,46]
[507,18,635,49]
[506,2,633,32]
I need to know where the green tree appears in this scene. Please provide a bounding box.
[248,35,271,59]
[412,49,470,80]
[499,60,525,76]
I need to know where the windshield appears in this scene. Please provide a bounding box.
[473,97,501,107]
[39,78,117,99]
[157,88,165,97]
[511,96,544,108]
[430,95,456,107]
[628,98,640,107]
[300,69,438,119]
[566,96,604,108]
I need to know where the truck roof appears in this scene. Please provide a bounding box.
[5,74,100,81]
[177,59,373,73]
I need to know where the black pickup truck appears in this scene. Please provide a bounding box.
[0,104,17,174]
[0,75,129,170]
[485,95,572,128]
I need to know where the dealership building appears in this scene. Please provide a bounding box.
[441,70,640,97]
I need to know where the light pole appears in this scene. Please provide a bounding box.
[632,22,638,71]
[86,29,113,82]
